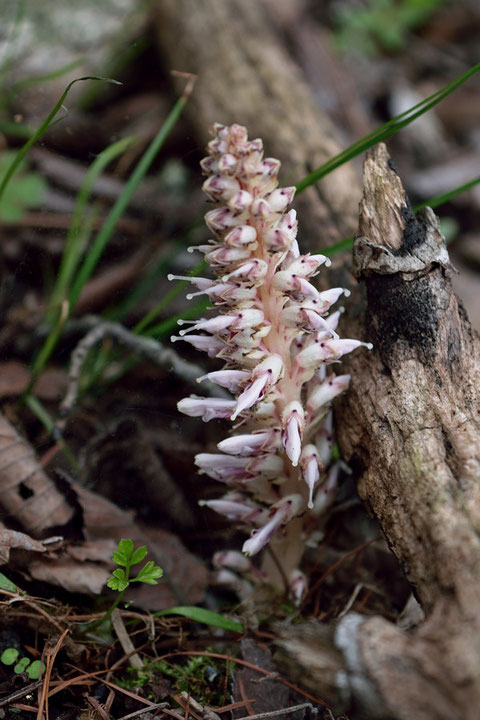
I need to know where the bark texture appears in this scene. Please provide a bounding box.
[277,145,480,720]
[153,0,360,247]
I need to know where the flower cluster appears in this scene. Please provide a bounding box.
[170,124,371,601]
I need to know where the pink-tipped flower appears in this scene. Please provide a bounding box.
[284,253,330,276]
[282,401,305,467]
[218,429,281,456]
[170,334,226,358]
[289,568,308,605]
[295,338,372,376]
[195,452,283,482]
[213,550,251,573]
[199,492,268,524]
[231,354,283,420]
[306,374,351,416]
[242,494,304,556]
[224,225,258,248]
[196,369,250,392]
[222,259,269,284]
[167,274,214,290]
[312,462,341,516]
[177,396,235,422]
[300,444,323,509]
[213,569,254,600]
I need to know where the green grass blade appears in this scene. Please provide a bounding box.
[155,606,244,633]
[413,176,480,211]
[0,76,121,207]
[68,87,194,311]
[23,394,55,433]
[323,174,480,257]
[323,236,356,257]
[295,62,480,193]
[49,135,137,317]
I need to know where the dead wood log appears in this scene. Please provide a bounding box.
[153,0,360,246]
[277,145,480,720]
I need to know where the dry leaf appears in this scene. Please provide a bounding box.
[0,527,46,563]
[28,558,110,594]
[66,539,117,564]
[0,413,74,534]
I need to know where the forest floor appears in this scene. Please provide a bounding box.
[0,1,479,718]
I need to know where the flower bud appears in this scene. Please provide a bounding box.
[170,334,225,358]
[223,259,268,284]
[205,207,244,233]
[282,401,305,467]
[306,374,351,415]
[218,429,281,456]
[289,568,307,605]
[224,225,257,248]
[267,187,296,212]
[205,245,251,267]
[231,355,283,420]
[242,494,304,557]
[202,175,241,201]
[228,190,253,213]
[196,369,250,392]
[177,396,236,422]
[213,550,251,573]
[300,444,323,509]
[285,253,330,276]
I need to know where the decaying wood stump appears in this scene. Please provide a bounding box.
[277,144,480,720]
[154,0,360,247]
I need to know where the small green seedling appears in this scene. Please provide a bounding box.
[107,539,163,591]
[91,539,163,630]
[1,648,45,679]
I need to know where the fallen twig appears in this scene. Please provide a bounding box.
[59,317,228,421]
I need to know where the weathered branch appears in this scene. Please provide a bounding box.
[277,144,480,720]
[340,143,480,614]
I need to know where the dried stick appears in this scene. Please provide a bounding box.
[59,318,228,418]
[277,144,480,720]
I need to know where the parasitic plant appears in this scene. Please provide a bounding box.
[170,124,371,601]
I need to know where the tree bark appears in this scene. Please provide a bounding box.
[277,145,480,720]
[153,0,360,247]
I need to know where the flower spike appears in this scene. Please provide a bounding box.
[173,123,372,597]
